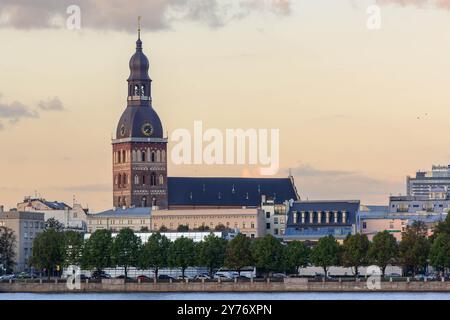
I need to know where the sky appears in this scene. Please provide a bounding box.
[1,0,450,212]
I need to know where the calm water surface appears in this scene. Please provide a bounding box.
[1,292,450,300]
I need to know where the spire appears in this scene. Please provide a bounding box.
[136,16,142,51]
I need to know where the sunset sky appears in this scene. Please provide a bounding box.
[1,0,450,212]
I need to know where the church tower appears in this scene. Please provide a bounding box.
[112,21,168,209]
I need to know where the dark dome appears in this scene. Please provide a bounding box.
[128,39,151,81]
[116,105,163,139]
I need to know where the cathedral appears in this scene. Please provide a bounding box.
[112,28,298,211]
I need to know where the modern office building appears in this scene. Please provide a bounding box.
[0,211,45,272]
[284,200,360,241]
[261,196,289,237]
[407,165,450,198]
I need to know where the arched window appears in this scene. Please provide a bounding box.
[151,172,156,186]
[134,175,139,185]
[142,151,146,162]
[122,150,126,163]
[134,85,139,96]
[142,175,146,185]
[117,196,121,206]
[156,150,161,162]
[118,173,122,187]
[159,174,164,185]
[151,152,155,162]
[140,85,145,96]
[132,150,136,162]
[161,150,166,162]
[118,151,121,163]
[122,174,127,186]
[137,150,142,162]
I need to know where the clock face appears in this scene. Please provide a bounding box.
[120,125,126,136]
[141,123,153,136]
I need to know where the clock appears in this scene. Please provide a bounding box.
[141,123,153,136]
[120,124,126,137]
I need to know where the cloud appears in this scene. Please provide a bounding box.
[286,164,403,204]
[0,94,65,130]
[0,100,39,123]
[0,0,292,31]
[38,97,64,111]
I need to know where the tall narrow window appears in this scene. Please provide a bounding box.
[142,175,146,185]
[151,152,155,162]
[122,150,126,163]
[134,175,139,185]
[159,174,164,185]
[142,151,146,162]
[142,196,147,207]
[151,172,156,186]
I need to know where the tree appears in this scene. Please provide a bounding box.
[251,235,284,278]
[399,221,430,276]
[82,229,113,275]
[196,225,210,232]
[429,233,450,276]
[45,217,64,231]
[29,229,64,279]
[342,233,370,278]
[197,234,227,277]
[159,225,168,232]
[283,241,310,275]
[177,224,189,232]
[0,227,16,274]
[214,224,227,232]
[433,213,450,238]
[368,231,398,276]
[225,233,253,276]
[168,236,196,278]
[310,235,341,278]
[111,228,141,279]
[62,231,84,267]
[139,232,170,279]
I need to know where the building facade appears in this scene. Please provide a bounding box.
[112,29,168,209]
[407,165,450,198]
[359,205,446,241]
[261,196,289,237]
[87,207,151,233]
[0,211,45,272]
[389,195,450,214]
[284,200,360,241]
[17,197,89,231]
[151,208,266,238]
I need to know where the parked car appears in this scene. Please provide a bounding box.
[272,273,287,279]
[136,275,152,282]
[385,273,402,278]
[115,275,133,281]
[195,274,211,280]
[91,271,111,279]
[15,272,31,279]
[158,274,175,280]
[0,274,16,280]
[214,271,238,280]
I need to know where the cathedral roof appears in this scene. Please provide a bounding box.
[167,177,299,207]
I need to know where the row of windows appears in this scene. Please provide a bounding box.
[154,221,256,230]
[115,173,165,188]
[89,219,149,225]
[116,196,157,207]
[23,221,44,229]
[114,149,166,164]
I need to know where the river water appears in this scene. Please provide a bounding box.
[1,292,450,300]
